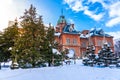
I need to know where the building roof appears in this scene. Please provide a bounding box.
[62,24,80,34]
[81,30,89,34]
[89,28,113,37]
[57,15,67,24]
[80,34,88,38]
[80,30,89,38]
[80,28,113,38]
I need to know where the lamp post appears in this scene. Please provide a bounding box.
[74,53,76,64]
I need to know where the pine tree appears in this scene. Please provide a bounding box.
[16,5,45,68]
[0,20,19,69]
[0,32,4,69]
[0,22,18,61]
[115,40,120,57]
[46,25,55,66]
[44,24,62,66]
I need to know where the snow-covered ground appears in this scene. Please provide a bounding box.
[0,60,120,80]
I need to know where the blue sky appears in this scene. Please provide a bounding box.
[0,0,120,39]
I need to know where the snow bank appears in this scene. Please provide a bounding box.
[0,60,120,80]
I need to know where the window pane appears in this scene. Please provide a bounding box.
[66,38,70,45]
[73,39,77,45]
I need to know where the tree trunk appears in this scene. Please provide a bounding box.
[32,62,36,68]
[52,56,54,66]
[0,62,1,70]
[48,60,52,67]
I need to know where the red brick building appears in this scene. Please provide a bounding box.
[54,15,114,58]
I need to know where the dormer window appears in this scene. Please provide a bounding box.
[69,25,74,32]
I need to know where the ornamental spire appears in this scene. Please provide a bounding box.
[61,8,63,16]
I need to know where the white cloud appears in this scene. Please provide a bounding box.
[106,17,120,27]
[88,0,108,9]
[107,31,120,40]
[106,1,120,27]
[84,9,104,21]
[71,0,84,12]
[109,2,120,18]
[0,0,30,31]
[64,0,104,21]
[68,18,74,23]
[64,0,75,4]
[64,0,84,12]
[0,0,13,31]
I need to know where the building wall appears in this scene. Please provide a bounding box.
[91,36,114,53]
[55,34,114,58]
[54,16,114,58]
[60,33,81,58]
[56,23,66,33]
[80,38,88,57]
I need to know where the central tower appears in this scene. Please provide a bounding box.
[56,11,67,33]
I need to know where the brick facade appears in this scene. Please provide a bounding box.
[54,15,114,58]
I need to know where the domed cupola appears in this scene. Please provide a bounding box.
[56,10,67,33]
[57,15,67,24]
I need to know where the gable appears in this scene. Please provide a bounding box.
[62,24,80,34]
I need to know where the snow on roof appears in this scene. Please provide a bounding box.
[90,28,95,31]
[62,24,80,34]
[97,28,102,31]
[90,28,102,33]
[52,48,61,55]
[80,34,88,38]
[54,33,61,36]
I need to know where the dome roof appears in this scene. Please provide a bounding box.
[57,15,67,24]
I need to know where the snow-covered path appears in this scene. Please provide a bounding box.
[0,60,120,80]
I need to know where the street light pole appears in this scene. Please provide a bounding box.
[74,53,76,64]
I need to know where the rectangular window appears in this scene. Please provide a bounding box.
[73,39,77,45]
[81,42,86,47]
[108,42,112,46]
[66,38,70,45]
[97,40,102,46]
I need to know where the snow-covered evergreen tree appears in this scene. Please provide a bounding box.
[114,39,120,57]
